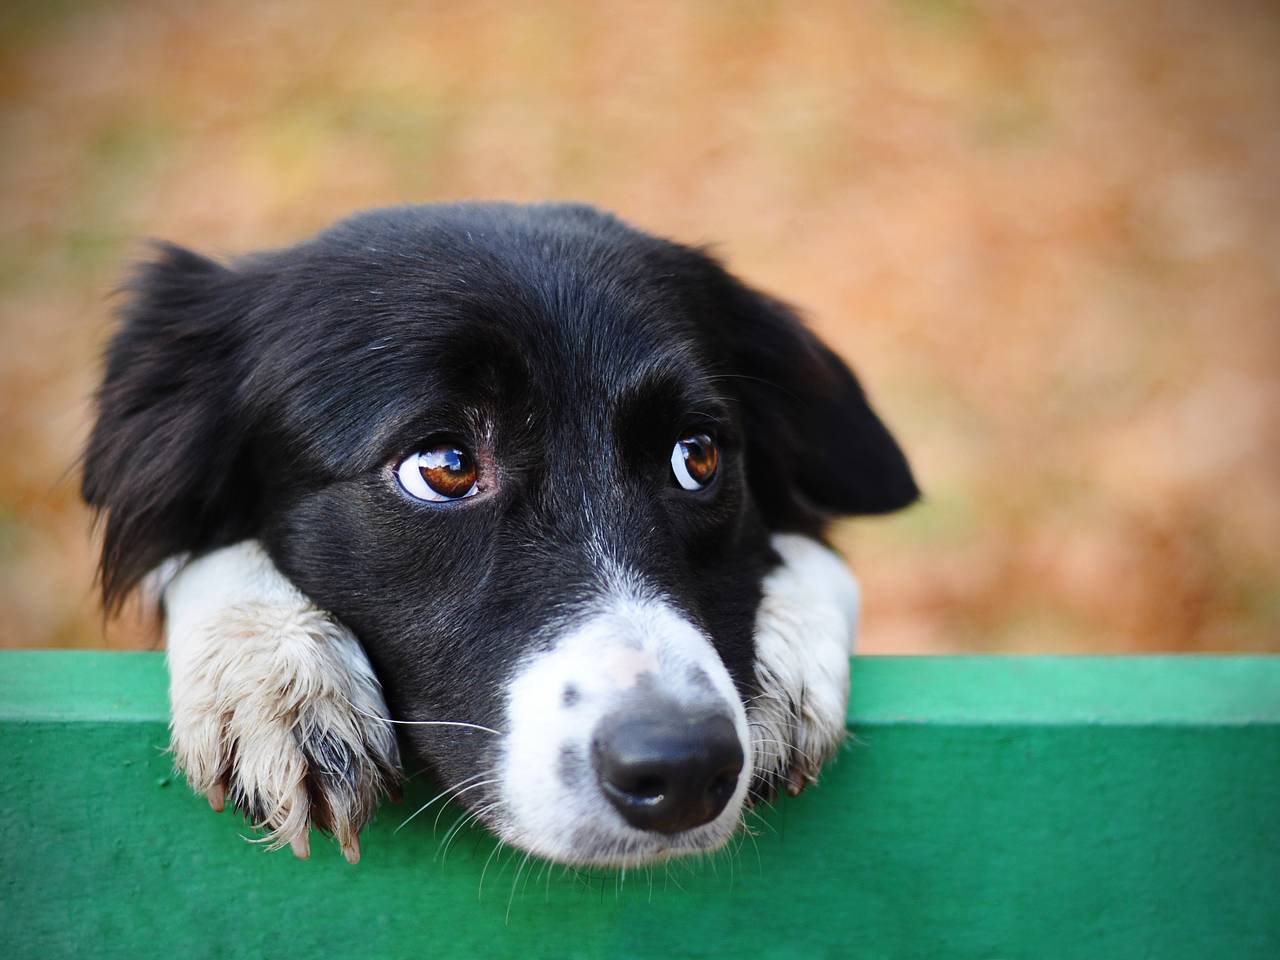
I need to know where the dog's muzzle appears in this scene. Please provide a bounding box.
[498,594,753,866]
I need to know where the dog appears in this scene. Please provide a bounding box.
[83,202,917,866]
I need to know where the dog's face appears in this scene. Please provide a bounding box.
[85,203,916,865]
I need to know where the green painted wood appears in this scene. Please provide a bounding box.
[1,652,1277,960]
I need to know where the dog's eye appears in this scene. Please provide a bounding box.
[671,433,718,491]
[395,445,478,502]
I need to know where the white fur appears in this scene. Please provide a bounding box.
[159,533,857,864]
[163,542,399,862]
[748,533,859,794]
[497,594,752,867]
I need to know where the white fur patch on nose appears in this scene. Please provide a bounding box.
[598,646,656,689]
[496,596,752,866]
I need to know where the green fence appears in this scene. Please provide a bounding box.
[2,652,1277,959]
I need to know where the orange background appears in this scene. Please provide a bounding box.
[2,0,1277,653]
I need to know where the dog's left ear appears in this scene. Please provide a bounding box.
[713,278,919,528]
[82,243,259,609]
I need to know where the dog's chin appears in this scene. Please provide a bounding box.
[489,802,746,868]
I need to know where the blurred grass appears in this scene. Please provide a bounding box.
[1,0,1277,652]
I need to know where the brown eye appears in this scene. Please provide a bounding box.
[671,433,718,491]
[395,444,478,502]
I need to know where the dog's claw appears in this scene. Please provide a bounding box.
[341,836,361,865]
[785,766,813,797]
[206,783,226,813]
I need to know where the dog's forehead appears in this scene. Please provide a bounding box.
[255,211,727,474]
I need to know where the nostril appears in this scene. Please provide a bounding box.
[629,776,666,801]
[708,769,737,802]
[601,766,668,806]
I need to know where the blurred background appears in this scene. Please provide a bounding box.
[1,0,1277,653]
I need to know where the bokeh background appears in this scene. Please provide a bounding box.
[2,0,1277,653]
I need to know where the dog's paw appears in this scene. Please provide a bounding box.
[162,542,401,862]
[746,534,858,804]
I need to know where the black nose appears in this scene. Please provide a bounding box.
[593,706,744,835]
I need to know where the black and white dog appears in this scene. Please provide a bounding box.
[83,203,917,866]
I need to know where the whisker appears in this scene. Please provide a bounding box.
[750,737,817,766]
[394,771,491,834]
[432,778,499,833]
[340,694,503,735]
[663,861,688,894]
[437,809,473,856]
[694,371,799,401]
[745,790,780,824]
[507,851,534,924]
[479,837,508,900]
[439,800,499,862]
[744,817,764,872]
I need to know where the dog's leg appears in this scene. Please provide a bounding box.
[160,541,401,862]
[747,533,858,801]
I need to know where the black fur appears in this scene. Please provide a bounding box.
[83,202,918,784]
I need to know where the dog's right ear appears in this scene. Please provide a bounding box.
[707,272,919,532]
[83,244,258,610]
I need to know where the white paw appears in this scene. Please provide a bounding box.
[747,533,858,801]
[163,542,401,862]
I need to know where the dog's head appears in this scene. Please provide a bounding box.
[85,203,916,865]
